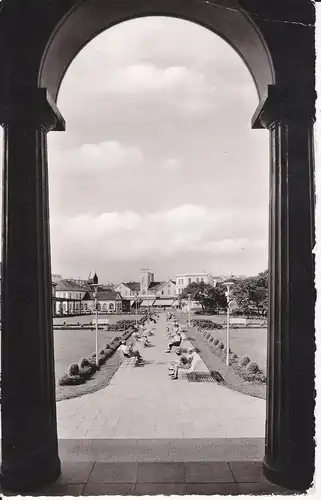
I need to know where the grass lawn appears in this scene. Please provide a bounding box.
[184,313,267,372]
[53,314,141,381]
[54,314,143,401]
[203,328,267,372]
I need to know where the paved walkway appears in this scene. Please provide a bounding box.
[57,313,265,439]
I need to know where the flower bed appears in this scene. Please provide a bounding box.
[199,328,266,385]
[191,319,223,330]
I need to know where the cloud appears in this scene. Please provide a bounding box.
[50,204,267,269]
[162,158,182,170]
[50,140,144,172]
[67,62,217,116]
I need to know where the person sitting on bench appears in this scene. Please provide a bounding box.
[133,330,151,346]
[119,340,144,364]
[169,348,196,379]
[165,324,182,353]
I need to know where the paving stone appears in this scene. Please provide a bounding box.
[229,460,264,482]
[137,462,186,483]
[57,461,94,484]
[134,482,187,495]
[185,482,239,495]
[83,482,135,495]
[185,461,235,483]
[238,481,302,495]
[88,462,138,483]
[14,483,86,496]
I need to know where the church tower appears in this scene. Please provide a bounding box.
[140,269,154,294]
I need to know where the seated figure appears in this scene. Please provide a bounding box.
[169,348,197,379]
[119,340,144,364]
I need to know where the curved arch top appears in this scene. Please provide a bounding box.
[38,0,275,104]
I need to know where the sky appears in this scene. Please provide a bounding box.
[1,16,270,284]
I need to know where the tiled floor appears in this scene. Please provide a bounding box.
[1,461,305,496]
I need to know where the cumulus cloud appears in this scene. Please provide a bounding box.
[50,140,144,172]
[0,18,270,281]
[50,204,267,269]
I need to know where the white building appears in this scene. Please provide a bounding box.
[114,270,177,309]
[175,272,217,296]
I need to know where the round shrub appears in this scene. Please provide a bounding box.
[217,342,224,350]
[242,373,257,382]
[88,353,98,366]
[239,355,251,367]
[79,357,90,368]
[256,373,267,383]
[99,349,105,356]
[59,373,83,386]
[78,362,96,379]
[68,364,79,376]
[247,361,259,374]
[105,343,110,350]
[213,339,219,346]
[223,347,232,354]
[104,348,113,358]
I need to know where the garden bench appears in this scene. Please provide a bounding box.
[91,319,109,326]
[176,353,210,379]
[228,318,247,327]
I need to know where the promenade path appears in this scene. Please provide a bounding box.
[56,313,265,440]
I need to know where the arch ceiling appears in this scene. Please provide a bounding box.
[38,0,275,104]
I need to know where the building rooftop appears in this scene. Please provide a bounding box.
[148,281,164,291]
[84,288,122,301]
[55,279,90,292]
[123,281,140,292]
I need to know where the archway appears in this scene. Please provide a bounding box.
[0,0,315,494]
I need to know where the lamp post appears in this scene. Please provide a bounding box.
[187,293,191,327]
[223,282,234,366]
[135,291,138,327]
[91,284,99,368]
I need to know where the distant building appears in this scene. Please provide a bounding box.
[175,272,217,296]
[54,279,89,315]
[52,273,63,283]
[81,287,122,313]
[114,270,177,309]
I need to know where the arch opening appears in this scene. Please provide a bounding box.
[49,15,270,445]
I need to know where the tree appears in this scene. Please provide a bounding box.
[232,270,268,317]
[179,282,227,313]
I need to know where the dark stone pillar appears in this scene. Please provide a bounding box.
[0,89,65,492]
[253,85,315,491]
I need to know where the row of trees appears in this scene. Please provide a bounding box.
[179,270,268,317]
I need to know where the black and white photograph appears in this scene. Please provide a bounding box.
[0,0,318,496]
